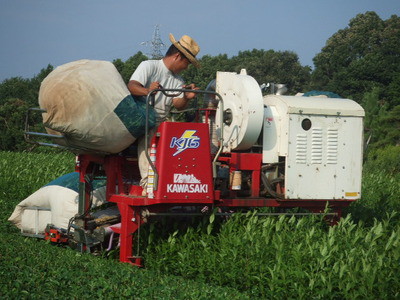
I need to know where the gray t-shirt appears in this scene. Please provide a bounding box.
[130,59,184,123]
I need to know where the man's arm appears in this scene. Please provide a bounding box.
[128,80,161,96]
[172,83,199,110]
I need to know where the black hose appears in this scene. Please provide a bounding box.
[260,165,284,199]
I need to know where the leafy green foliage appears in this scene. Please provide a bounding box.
[0,65,53,107]
[374,105,400,148]
[145,213,400,299]
[182,49,311,95]
[183,54,234,90]
[312,12,400,106]
[349,171,400,223]
[0,151,249,299]
[361,87,389,147]
[311,12,400,148]
[346,145,400,223]
[231,49,311,94]
[0,235,248,299]
[0,98,30,151]
[0,77,34,105]
[113,51,148,83]
[1,138,400,298]
[365,145,400,176]
[0,66,54,151]
[0,151,75,214]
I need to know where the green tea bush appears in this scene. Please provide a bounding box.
[2,150,400,299]
[0,151,75,218]
[0,151,249,299]
[145,213,400,299]
[364,145,400,175]
[0,234,249,299]
[347,145,400,223]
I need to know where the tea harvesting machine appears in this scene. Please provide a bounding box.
[26,70,365,267]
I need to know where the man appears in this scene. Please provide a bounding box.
[127,33,200,195]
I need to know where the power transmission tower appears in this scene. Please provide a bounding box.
[141,25,166,59]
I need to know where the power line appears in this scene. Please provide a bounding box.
[140,24,166,59]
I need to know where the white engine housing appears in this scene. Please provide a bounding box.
[215,70,365,201]
[263,95,364,200]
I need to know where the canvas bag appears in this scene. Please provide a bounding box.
[39,59,155,153]
[8,172,106,233]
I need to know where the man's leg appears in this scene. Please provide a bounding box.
[137,128,156,195]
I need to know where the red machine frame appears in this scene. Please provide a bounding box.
[25,87,355,267]
[75,110,353,267]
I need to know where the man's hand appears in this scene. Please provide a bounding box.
[149,81,161,95]
[183,83,199,100]
[127,80,161,96]
[172,83,199,110]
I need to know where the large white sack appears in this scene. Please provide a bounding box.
[39,59,154,154]
[8,173,106,233]
[8,186,54,233]
[20,208,51,235]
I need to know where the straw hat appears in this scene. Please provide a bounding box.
[169,33,200,67]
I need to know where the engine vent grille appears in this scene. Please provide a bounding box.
[295,126,339,165]
[311,127,323,164]
[295,134,307,164]
[326,128,338,164]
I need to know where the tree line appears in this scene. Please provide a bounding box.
[0,11,399,152]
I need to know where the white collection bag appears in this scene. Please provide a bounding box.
[39,59,154,153]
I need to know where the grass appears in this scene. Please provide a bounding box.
[144,212,400,299]
[1,150,400,299]
[0,151,249,299]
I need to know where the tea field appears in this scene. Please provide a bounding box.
[1,149,400,299]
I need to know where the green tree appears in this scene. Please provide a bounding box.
[183,50,311,95]
[28,64,54,107]
[0,65,53,151]
[0,77,33,106]
[387,73,400,108]
[231,49,311,94]
[113,52,148,83]
[374,105,400,148]
[182,54,234,90]
[0,98,30,151]
[312,12,400,104]
[361,87,400,150]
[362,87,387,144]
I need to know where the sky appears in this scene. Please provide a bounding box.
[0,0,399,82]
